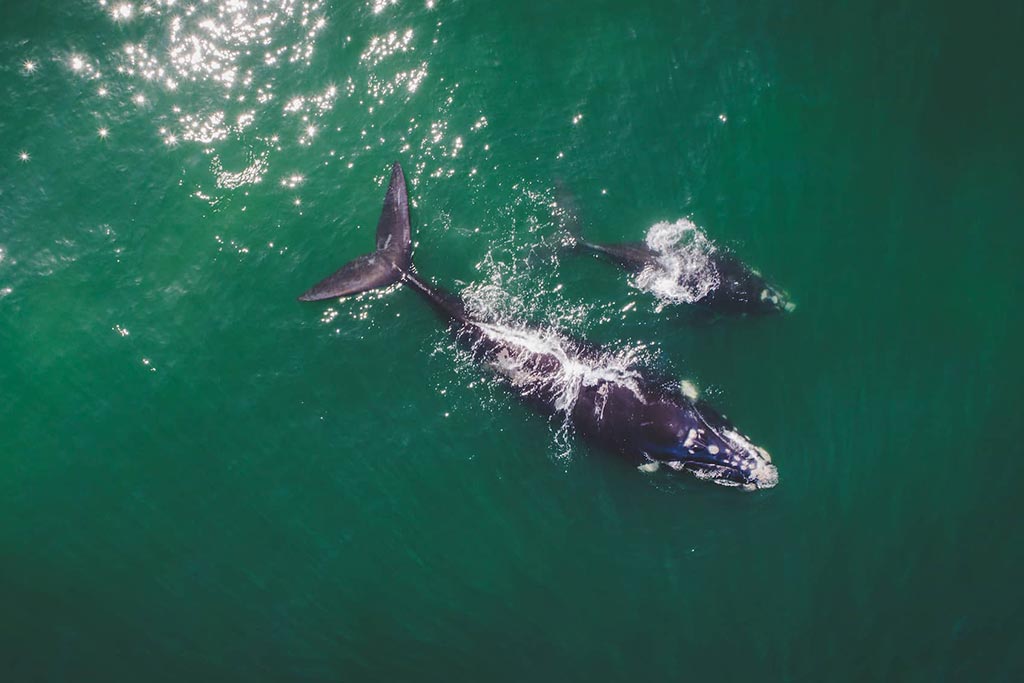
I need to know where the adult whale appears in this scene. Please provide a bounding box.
[298,163,779,490]
[553,183,793,315]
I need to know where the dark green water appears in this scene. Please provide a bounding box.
[2,1,1022,680]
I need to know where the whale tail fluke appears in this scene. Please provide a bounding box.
[297,162,413,302]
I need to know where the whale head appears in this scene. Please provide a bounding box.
[637,397,779,491]
[709,253,795,315]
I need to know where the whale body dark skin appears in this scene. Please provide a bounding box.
[553,184,792,315]
[298,163,779,490]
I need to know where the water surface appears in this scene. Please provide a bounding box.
[1,1,1022,680]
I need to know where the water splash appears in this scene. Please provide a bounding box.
[456,274,655,426]
[467,242,599,334]
[466,321,647,417]
[634,218,720,305]
[447,299,655,461]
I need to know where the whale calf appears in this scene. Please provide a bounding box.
[298,163,779,491]
[552,183,793,315]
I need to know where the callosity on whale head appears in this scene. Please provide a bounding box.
[706,253,795,315]
[636,397,779,491]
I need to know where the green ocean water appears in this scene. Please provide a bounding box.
[2,0,1023,680]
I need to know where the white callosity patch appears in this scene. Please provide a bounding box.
[722,429,764,461]
[747,458,779,489]
[679,379,699,400]
[720,428,779,489]
[634,219,720,305]
[762,286,795,312]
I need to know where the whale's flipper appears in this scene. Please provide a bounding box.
[298,163,413,301]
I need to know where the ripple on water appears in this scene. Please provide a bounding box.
[62,0,332,202]
[58,0,470,208]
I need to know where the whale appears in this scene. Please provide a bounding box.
[552,183,793,315]
[298,163,779,491]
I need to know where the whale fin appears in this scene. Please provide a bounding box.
[297,252,400,301]
[374,162,412,271]
[298,162,413,301]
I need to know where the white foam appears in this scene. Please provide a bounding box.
[472,321,646,417]
[633,219,720,304]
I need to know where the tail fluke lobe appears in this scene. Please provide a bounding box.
[297,252,400,301]
[297,162,413,302]
[375,162,412,270]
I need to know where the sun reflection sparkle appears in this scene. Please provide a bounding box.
[360,30,415,67]
[211,150,268,188]
[93,0,334,184]
[73,0,452,205]
[371,0,399,14]
[111,3,134,21]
